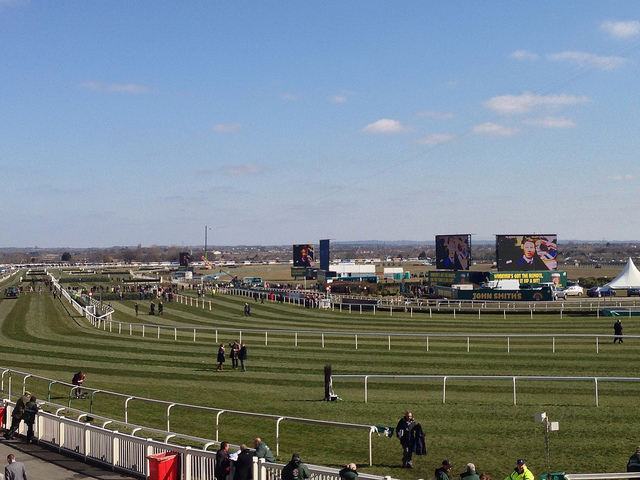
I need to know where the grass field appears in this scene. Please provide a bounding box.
[1,269,639,480]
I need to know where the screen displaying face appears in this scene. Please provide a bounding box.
[435,235,470,270]
[496,235,558,271]
[293,244,315,267]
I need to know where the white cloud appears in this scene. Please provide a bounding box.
[483,91,589,116]
[510,50,540,60]
[547,51,627,70]
[360,119,415,134]
[281,93,298,101]
[220,164,264,175]
[521,116,575,128]
[212,123,243,133]
[608,174,635,181]
[80,81,149,93]
[600,20,640,39]
[414,134,458,146]
[331,95,347,103]
[419,110,455,119]
[471,122,519,136]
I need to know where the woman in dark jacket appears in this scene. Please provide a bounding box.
[216,343,226,371]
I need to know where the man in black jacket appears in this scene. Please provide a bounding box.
[215,442,231,480]
[396,411,416,468]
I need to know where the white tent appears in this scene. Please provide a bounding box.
[605,257,640,289]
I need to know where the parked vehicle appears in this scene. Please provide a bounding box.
[564,285,584,296]
[587,286,617,297]
[627,288,640,297]
[551,285,567,300]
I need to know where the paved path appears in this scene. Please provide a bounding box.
[1,437,139,480]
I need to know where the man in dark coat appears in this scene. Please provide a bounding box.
[233,445,254,480]
[4,391,30,440]
[435,460,453,480]
[396,411,416,468]
[460,462,480,480]
[216,442,231,480]
[339,463,358,480]
[281,453,311,480]
[238,342,248,372]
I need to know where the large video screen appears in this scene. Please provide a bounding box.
[319,239,330,271]
[435,235,470,270]
[293,244,315,267]
[496,235,558,271]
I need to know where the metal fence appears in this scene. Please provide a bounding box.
[2,399,394,480]
[331,374,640,406]
[1,368,380,466]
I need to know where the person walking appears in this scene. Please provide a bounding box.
[5,454,27,480]
[504,459,534,480]
[396,411,417,468]
[134,302,139,316]
[244,303,251,316]
[281,453,311,480]
[4,391,30,440]
[614,319,623,343]
[238,342,247,372]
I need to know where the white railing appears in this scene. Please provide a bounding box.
[1,368,379,466]
[3,399,394,480]
[331,374,640,406]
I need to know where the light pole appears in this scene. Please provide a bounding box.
[535,412,559,477]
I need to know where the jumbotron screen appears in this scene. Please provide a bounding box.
[435,235,470,270]
[293,244,315,267]
[496,234,558,271]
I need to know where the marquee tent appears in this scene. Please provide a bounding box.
[604,257,640,289]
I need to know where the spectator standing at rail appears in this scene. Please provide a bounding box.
[504,459,534,480]
[396,411,417,468]
[23,395,40,443]
[234,444,255,480]
[216,344,226,371]
[72,371,86,398]
[215,442,231,480]
[4,391,30,440]
[238,342,247,372]
[339,463,358,480]
[5,454,28,480]
[614,319,623,344]
[436,460,453,480]
[282,453,311,480]
[254,437,276,462]
[461,463,480,480]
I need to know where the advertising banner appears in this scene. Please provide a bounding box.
[496,235,558,271]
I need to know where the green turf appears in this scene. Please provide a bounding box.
[1,276,639,480]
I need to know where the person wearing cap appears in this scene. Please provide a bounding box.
[505,459,534,480]
[461,463,480,480]
[281,453,311,480]
[627,446,640,472]
[4,391,31,440]
[339,463,358,480]
[396,411,417,468]
[436,460,453,480]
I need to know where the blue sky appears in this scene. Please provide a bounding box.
[2,1,640,248]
